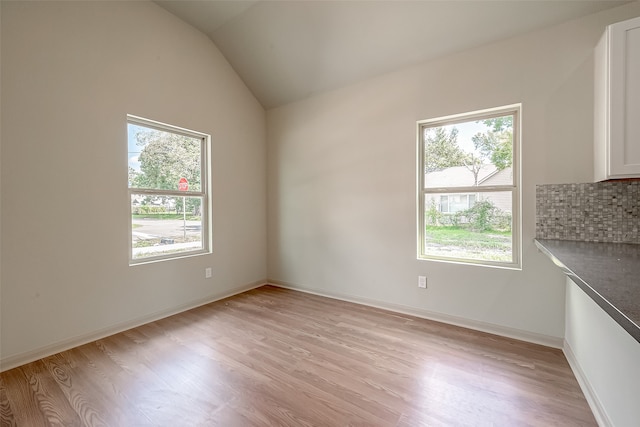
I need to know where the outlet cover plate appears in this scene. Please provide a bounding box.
[418,276,427,288]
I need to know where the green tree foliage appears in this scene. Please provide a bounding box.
[424,115,513,192]
[130,129,202,215]
[128,166,138,187]
[424,127,466,172]
[483,116,512,133]
[471,116,513,171]
[131,130,201,191]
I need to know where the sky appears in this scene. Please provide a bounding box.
[453,121,487,153]
[425,119,488,155]
[127,123,146,173]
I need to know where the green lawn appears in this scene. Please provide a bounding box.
[424,225,512,261]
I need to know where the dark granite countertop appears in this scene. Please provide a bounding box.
[535,239,640,343]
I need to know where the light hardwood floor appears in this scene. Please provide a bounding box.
[1,285,596,426]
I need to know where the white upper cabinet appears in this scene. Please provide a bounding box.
[594,16,640,181]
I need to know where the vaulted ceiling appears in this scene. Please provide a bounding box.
[156,0,630,109]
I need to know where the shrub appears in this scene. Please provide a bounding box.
[425,199,442,226]
[493,212,512,232]
[463,200,497,232]
[137,205,167,215]
[460,200,512,232]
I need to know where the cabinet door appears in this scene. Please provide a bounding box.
[609,16,640,178]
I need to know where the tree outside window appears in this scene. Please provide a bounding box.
[127,115,210,264]
[418,105,520,268]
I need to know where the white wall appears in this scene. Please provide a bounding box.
[3,0,639,370]
[564,278,640,427]
[267,3,640,342]
[0,1,267,367]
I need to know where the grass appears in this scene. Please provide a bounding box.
[424,225,512,261]
[425,225,510,248]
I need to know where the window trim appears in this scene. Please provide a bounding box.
[416,104,521,269]
[127,114,212,265]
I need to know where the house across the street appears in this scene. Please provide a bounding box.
[425,165,513,214]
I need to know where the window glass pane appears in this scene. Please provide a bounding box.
[423,115,513,189]
[128,123,202,192]
[439,195,449,213]
[131,194,204,260]
[449,194,469,213]
[423,191,513,263]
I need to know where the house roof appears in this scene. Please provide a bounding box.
[425,165,512,188]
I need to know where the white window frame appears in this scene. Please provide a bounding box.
[417,104,521,269]
[127,115,212,265]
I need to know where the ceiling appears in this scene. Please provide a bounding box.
[156,0,629,109]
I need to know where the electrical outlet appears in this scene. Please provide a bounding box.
[205,267,212,279]
[418,276,427,289]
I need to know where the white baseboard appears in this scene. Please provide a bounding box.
[0,280,266,372]
[3,278,564,373]
[562,340,612,427]
[267,279,564,349]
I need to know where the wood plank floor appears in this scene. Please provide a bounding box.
[1,285,596,426]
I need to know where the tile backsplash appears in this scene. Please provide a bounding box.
[536,181,640,244]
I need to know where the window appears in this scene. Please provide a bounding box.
[417,105,521,268]
[439,194,476,214]
[127,115,211,264]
